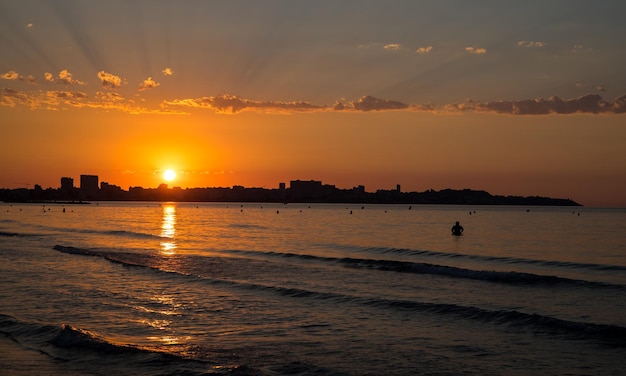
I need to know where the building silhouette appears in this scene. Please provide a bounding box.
[80,175,99,200]
[60,177,74,191]
[0,174,582,206]
[60,177,77,201]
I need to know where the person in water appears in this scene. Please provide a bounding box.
[451,221,464,236]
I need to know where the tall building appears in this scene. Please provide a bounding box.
[60,176,75,200]
[80,174,99,200]
[60,177,74,190]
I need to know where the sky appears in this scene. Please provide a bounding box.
[1,0,625,206]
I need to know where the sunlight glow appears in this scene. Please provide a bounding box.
[163,169,177,182]
[160,204,176,255]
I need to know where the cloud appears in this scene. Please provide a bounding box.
[383,43,402,51]
[97,71,124,89]
[334,96,409,111]
[0,87,185,115]
[2,71,21,80]
[0,88,87,109]
[0,88,26,107]
[461,94,626,115]
[163,94,625,115]
[164,94,324,114]
[139,77,160,91]
[40,70,84,85]
[162,68,174,76]
[572,44,593,54]
[465,46,487,54]
[416,46,433,54]
[333,94,626,115]
[57,70,84,85]
[95,91,124,102]
[2,71,35,84]
[517,40,545,48]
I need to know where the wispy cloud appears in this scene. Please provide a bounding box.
[383,43,403,51]
[465,46,487,54]
[139,77,160,91]
[517,40,545,48]
[416,46,433,54]
[164,94,324,114]
[97,71,124,89]
[572,44,593,54]
[162,67,174,76]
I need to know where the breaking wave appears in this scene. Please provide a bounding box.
[0,314,241,375]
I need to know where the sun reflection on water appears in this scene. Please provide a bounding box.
[160,204,176,255]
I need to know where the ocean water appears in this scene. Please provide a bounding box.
[1,202,625,376]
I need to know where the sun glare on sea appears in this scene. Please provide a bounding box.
[163,169,176,182]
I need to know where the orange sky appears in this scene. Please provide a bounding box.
[1,1,625,206]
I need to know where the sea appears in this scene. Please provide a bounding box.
[1,201,625,376]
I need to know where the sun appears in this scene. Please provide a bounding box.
[163,169,176,182]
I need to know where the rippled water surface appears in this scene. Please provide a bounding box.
[1,202,625,375]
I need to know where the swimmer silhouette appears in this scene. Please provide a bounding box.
[451,221,464,236]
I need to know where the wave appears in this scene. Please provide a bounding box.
[362,246,626,272]
[222,249,624,289]
[63,228,162,240]
[0,218,20,223]
[52,245,626,348]
[0,230,43,237]
[227,223,269,230]
[45,224,162,239]
[260,286,626,347]
[101,229,163,239]
[1,219,162,240]
[0,314,234,375]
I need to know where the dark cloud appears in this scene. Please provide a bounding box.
[470,94,625,115]
[334,96,409,111]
